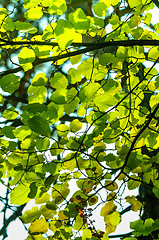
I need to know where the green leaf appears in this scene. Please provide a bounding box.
[24,6,43,20]
[10,184,31,205]
[64,88,79,114]
[70,119,83,132]
[28,116,51,137]
[23,103,47,114]
[93,2,107,17]
[32,73,48,86]
[45,102,59,122]
[28,182,38,198]
[152,180,159,198]
[99,53,117,65]
[130,219,154,236]
[148,47,159,61]
[48,0,67,15]
[18,47,36,64]
[79,82,101,103]
[94,93,118,111]
[28,85,47,104]
[25,172,41,183]
[54,19,75,49]
[68,8,90,33]
[109,14,119,25]
[128,0,142,8]
[40,205,56,219]
[74,215,85,230]
[50,142,64,156]
[3,17,14,31]
[2,107,19,120]
[36,137,50,151]
[56,124,70,137]
[150,94,159,109]
[127,175,141,190]
[29,218,49,234]
[70,55,82,65]
[50,73,68,89]
[2,126,15,139]
[7,151,27,166]
[13,126,32,141]
[35,193,51,204]
[68,68,81,84]
[15,20,37,33]
[51,89,68,104]
[0,74,20,93]
[0,93,4,104]
[21,206,41,224]
[52,182,70,204]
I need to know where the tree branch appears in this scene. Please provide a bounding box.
[151,0,159,8]
[1,39,159,48]
[0,204,26,238]
[1,39,159,77]
[109,231,133,238]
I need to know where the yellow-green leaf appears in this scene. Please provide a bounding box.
[10,184,30,205]
[0,74,20,93]
[70,119,83,132]
[24,6,43,20]
[125,195,142,211]
[109,211,121,226]
[21,207,41,224]
[100,201,117,216]
[29,218,49,234]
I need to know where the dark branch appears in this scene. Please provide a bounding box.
[0,204,26,238]
[1,39,159,77]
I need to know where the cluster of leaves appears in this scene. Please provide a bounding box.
[0,0,159,239]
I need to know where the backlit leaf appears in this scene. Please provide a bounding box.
[93,2,107,17]
[28,85,47,104]
[56,124,70,137]
[13,126,32,141]
[21,207,41,224]
[2,107,19,120]
[18,47,36,64]
[54,19,75,49]
[68,8,90,33]
[29,218,49,234]
[109,211,121,226]
[127,176,141,190]
[100,201,117,216]
[24,6,43,20]
[50,73,68,89]
[0,74,20,93]
[52,182,70,204]
[10,184,30,205]
[70,119,83,132]
[125,195,142,211]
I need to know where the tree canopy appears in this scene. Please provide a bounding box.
[0,0,159,239]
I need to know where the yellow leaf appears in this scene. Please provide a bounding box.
[106,221,116,234]
[109,211,121,226]
[29,218,49,234]
[125,195,142,212]
[105,180,118,191]
[100,201,117,216]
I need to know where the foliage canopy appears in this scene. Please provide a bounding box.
[0,0,159,239]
